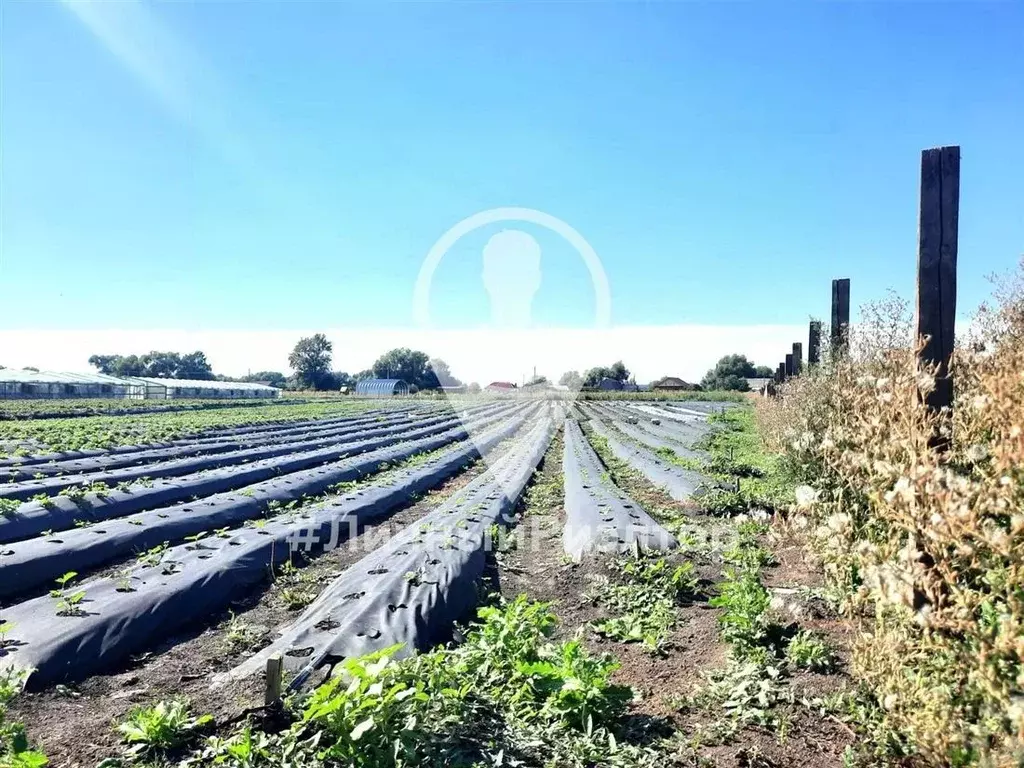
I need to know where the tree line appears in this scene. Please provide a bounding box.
[75,340,773,394]
[82,336,469,393]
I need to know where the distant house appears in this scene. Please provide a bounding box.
[597,377,624,391]
[651,376,693,392]
[744,378,773,393]
[354,378,410,396]
[485,381,517,393]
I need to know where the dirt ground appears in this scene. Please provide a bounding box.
[11,424,857,767]
[494,427,856,768]
[9,453,501,768]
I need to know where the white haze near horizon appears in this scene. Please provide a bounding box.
[0,325,806,385]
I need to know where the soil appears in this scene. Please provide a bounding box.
[11,418,858,768]
[9,451,502,768]
[492,424,856,768]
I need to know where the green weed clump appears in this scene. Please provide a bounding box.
[0,668,48,767]
[118,700,213,758]
[184,596,662,767]
[757,263,1024,766]
[589,554,698,652]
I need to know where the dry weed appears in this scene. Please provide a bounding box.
[758,259,1024,766]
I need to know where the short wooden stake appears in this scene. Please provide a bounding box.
[265,654,283,706]
[777,363,785,383]
[917,145,959,419]
[785,353,794,378]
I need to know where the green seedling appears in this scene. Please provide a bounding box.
[118,700,213,756]
[50,571,87,616]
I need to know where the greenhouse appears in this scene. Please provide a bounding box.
[134,377,280,399]
[0,370,280,400]
[0,370,148,400]
[354,378,410,396]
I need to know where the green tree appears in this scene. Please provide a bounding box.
[558,370,583,389]
[467,382,481,394]
[372,349,454,390]
[429,358,463,388]
[176,351,214,380]
[289,334,334,390]
[700,354,767,391]
[583,361,630,387]
[88,352,213,379]
[331,371,356,389]
[242,371,288,388]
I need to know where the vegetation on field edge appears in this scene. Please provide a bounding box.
[757,261,1024,766]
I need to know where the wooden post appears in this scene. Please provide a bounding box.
[777,362,785,383]
[785,353,794,378]
[792,342,803,375]
[831,278,850,356]
[808,321,822,365]
[917,146,959,417]
[265,655,283,706]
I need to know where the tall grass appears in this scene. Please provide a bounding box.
[758,261,1024,766]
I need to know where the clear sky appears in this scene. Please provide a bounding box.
[0,1,1021,381]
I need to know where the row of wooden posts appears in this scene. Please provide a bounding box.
[772,145,960,420]
[773,278,850,383]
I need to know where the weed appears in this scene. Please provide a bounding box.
[118,700,212,757]
[0,499,18,518]
[590,554,697,653]
[1,667,48,766]
[280,585,315,611]
[223,613,260,653]
[186,596,648,766]
[786,630,835,673]
[709,568,772,660]
[756,265,1024,764]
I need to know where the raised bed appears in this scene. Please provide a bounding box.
[562,419,676,561]
[583,409,709,502]
[0,403,517,544]
[0,404,433,470]
[0,405,493,499]
[0,410,537,686]
[219,413,557,691]
[587,403,708,458]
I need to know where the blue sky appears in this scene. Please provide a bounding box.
[1,1,1022,345]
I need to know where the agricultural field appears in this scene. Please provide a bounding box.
[0,399,400,457]
[0,391,872,768]
[4,311,1019,768]
[0,399,307,423]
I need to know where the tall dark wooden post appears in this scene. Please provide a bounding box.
[831,278,850,356]
[785,353,794,378]
[808,321,822,365]
[777,362,786,383]
[917,146,959,418]
[792,342,803,375]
